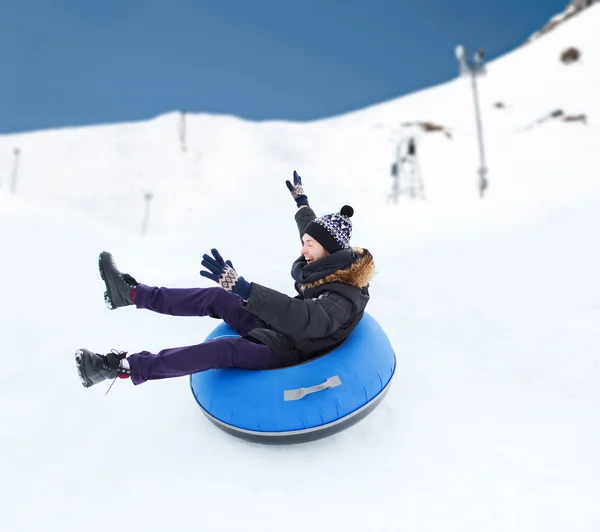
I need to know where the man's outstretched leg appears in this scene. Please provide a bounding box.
[133,285,259,335]
[127,337,281,385]
[74,337,281,388]
[99,251,258,335]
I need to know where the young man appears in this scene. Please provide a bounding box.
[75,171,375,389]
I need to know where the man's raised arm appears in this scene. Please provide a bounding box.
[285,170,317,239]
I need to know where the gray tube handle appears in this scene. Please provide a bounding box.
[284,375,342,401]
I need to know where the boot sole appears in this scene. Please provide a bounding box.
[75,349,93,388]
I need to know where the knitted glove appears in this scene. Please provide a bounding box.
[285,170,309,208]
[200,248,252,300]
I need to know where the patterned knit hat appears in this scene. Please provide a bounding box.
[304,205,354,254]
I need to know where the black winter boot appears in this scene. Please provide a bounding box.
[99,251,138,310]
[75,349,131,388]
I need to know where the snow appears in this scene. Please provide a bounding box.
[1,5,599,531]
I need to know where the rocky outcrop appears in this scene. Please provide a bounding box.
[400,121,453,139]
[563,113,587,124]
[560,47,582,64]
[517,109,588,131]
[525,0,598,44]
[570,0,598,10]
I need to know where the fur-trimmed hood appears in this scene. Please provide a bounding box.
[292,247,375,293]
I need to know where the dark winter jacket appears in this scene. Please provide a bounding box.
[242,207,375,366]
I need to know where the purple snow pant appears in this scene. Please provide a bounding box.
[126,284,282,385]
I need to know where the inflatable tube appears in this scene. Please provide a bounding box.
[190,312,395,444]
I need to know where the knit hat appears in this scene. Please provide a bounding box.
[304,205,354,254]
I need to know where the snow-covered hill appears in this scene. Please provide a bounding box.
[1,3,598,242]
[0,5,599,532]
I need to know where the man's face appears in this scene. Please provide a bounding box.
[301,234,329,264]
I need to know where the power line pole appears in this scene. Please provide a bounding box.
[11,147,21,194]
[179,111,187,153]
[455,45,489,198]
[141,192,154,235]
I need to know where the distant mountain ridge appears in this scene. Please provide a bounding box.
[526,0,599,43]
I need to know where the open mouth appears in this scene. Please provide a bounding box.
[305,258,314,263]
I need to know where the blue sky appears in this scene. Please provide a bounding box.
[0,0,569,133]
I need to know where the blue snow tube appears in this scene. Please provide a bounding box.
[189,312,396,444]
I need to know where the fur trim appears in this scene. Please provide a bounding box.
[300,247,375,291]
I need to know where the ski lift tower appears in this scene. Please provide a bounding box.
[389,136,425,203]
[455,45,489,198]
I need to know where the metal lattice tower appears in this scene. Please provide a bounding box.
[388,137,425,203]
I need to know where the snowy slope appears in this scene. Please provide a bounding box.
[0,5,599,532]
[1,4,599,242]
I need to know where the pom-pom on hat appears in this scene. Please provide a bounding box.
[304,205,354,254]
